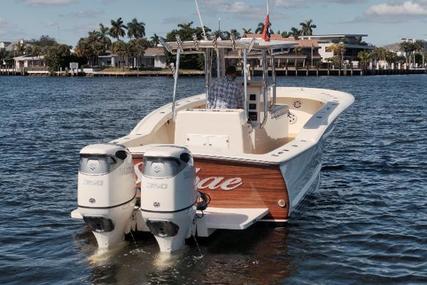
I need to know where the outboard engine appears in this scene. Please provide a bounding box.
[77,144,136,249]
[140,145,197,253]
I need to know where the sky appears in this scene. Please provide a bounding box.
[0,0,426,46]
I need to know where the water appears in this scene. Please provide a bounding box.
[0,75,426,285]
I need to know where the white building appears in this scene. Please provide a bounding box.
[14,55,46,70]
[300,34,374,64]
[98,47,167,69]
[141,47,167,68]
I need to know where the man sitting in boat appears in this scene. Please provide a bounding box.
[208,66,243,109]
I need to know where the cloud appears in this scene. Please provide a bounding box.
[202,0,271,18]
[348,0,427,23]
[366,1,427,16]
[22,0,78,5]
[273,0,365,7]
[59,9,105,18]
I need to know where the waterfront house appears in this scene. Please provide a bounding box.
[14,55,46,70]
[300,34,374,64]
[98,48,166,69]
[98,53,119,67]
[141,47,167,69]
[241,34,322,68]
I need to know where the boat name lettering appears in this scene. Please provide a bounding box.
[84,179,103,186]
[147,183,168,190]
[134,163,243,191]
[194,168,242,191]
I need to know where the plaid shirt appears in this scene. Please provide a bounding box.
[207,77,244,109]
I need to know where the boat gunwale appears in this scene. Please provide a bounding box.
[117,87,354,164]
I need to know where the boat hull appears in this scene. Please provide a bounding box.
[194,158,290,221]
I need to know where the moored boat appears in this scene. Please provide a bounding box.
[71,37,354,252]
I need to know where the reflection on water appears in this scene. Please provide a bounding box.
[0,75,426,284]
[76,225,292,285]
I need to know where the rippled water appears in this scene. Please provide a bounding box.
[0,75,426,285]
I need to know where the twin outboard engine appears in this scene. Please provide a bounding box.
[140,146,197,253]
[77,144,136,249]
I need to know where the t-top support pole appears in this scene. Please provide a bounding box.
[243,48,248,122]
[261,50,268,127]
[271,52,277,105]
[172,48,181,121]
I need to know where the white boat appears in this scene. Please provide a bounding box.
[71,37,354,252]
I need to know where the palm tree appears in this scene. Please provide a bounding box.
[371,47,389,68]
[400,41,415,66]
[109,18,127,41]
[150,34,160,47]
[299,19,317,36]
[112,40,128,68]
[229,29,240,39]
[128,38,148,68]
[242,28,252,35]
[177,22,194,30]
[327,43,346,68]
[98,23,109,38]
[255,22,264,34]
[289,27,301,39]
[127,18,146,39]
[98,23,112,50]
[357,51,371,70]
[414,40,425,67]
[281,31,291,38]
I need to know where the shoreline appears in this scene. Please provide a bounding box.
[0,68,426,77]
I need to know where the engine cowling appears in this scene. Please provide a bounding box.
[139,145,197,253]
[77,143,136,249]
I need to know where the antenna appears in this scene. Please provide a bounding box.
[266,0,270,14]
[194,0,208,40]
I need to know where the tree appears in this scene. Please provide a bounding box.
[166,22,207,69]
[371,47,387,61]
[357,51,371,70]
[289,27,301,39]
[327,43,346,68]
[400,41,415,66]
[75,30,108,66]
[128,38,150,68]
[44,44,71,73]
[0,49,14,67]
[127,18,146,39]
[150,33,160,47]
[98,23,112,50]
[299,19,317,36]
[280,31,291,38]
[242,28,252,35]
[15,41,26,56]
[34,35,57,47]
[110,18,127,40]
[414,40,425,66]
[255,22,264,34]
[229,29,240,39]
[112,40,128,68]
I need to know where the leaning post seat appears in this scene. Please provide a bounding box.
[174,109,253,154]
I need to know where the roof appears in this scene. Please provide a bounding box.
[244,34,319,48]
[161,38,297,55]
[300,34,368,39]
[144,47,166,57]
[13,55,45,61]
